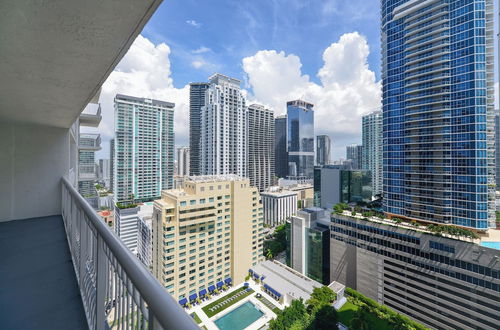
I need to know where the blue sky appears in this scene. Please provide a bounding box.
[142,0,381,88]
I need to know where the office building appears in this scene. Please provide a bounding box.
[286,208,330,285]
[362,111,382,196]
[314,165,372,209]
[346,144,363,170]
[382,0,495,229]
[316,135,331,166]
[78,133,101,208]
[0,1,198,328]
[495,110,500,189]
[114,94,175,203]
[200,74,247,177]
[287,100,314,178]
[330,213,500,330]
[110,138,115,192]
[189,82,209,176]
[177,146,190,177]
[248,104,275,192]
[261,187,298,226]
[274,114,288,179]
[152,175,264,300]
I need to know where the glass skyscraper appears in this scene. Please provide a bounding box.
[287,100,314,178]
[316,135,331,166]
[274,115,288,178]
[189,82,209,176]
[382,0,495,229]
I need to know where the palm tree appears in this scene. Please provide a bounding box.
[266,248,273,259]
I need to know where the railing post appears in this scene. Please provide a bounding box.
[95,235,108,330]
[148,307,163,330]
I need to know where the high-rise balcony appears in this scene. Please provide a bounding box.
[80,133,102,151]
[1,1,198,329]
[80,103,102,128]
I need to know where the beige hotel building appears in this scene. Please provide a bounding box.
[152,175,264,300]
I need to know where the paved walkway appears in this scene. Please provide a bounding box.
[0,216,87,330]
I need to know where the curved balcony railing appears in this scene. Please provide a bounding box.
[61,177,198,330]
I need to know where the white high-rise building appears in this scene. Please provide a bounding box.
[98,159,111,188]
[113,94,175,203]
[177,146,190,176]
[200,74,247,177]
[362,110,382,196]
[248,104,274,191]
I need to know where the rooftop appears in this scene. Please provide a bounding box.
[185,174,248,183]
[115,93,175,108]
[262,187,297,197]
[250,260,322,301]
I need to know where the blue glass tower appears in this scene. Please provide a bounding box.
[382,0,495,229]
[287,100,314,178]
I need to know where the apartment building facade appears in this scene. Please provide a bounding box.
[114,94,175,203]
[152,175,264,300]
[200,74,247,177]
[382,0,495,229]
[189,83,209,176]
[362,111,382,196]
[274,114,288,179]
[248,104,275,192]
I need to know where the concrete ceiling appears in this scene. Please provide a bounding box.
[0,0,162,128]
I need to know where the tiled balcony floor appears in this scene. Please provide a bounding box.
[0,215,87,329]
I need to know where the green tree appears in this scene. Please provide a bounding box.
[351,305,370,330]
[306,304,338,330]
[269,299,308,330]
[298,200,303,209]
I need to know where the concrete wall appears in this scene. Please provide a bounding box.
[0,123,69,221]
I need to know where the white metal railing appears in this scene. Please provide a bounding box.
[61,177,198,330]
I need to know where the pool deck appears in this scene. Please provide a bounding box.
[187,281,282,330]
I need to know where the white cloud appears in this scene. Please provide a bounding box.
[88,32,380,160]
[186,20,201,28]
[242,32,381,158]
[84,35,190,158]
[192,46,211,54]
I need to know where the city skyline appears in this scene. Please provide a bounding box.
[83,0,388,161]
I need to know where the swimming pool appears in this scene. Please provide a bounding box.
[480,241,500,250]
[214,301,263,330]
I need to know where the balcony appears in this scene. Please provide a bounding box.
[1,179,199,330]
[80,103,102,128]
[79,133,102,151]
[1,0,200,328]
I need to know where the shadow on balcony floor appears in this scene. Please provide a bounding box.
[0,215,88,330]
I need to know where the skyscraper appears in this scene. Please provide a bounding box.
[274,115,288,179]
[177,146,190,176]
[287,100,314,178]
[189,83,209,176]
[316,135,331,166]
[362,111,383,196]
[114,94,175,203]
[495,110,500,189]
[382,0,495,229]
[248,104,274,191]
[200,73,247,177]
[98,159,111,188]
[109,138,114,193]
[346,144,363,170]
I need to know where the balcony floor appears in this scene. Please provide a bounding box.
[0,215,87,329]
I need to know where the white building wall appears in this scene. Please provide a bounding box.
[261,191,297,226]
[0,123,70,221]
